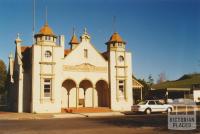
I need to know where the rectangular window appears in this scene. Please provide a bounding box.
[44,79,51,97]
[118,80,125,96]
[45,36,51,41]
[84,49,88,58]
[119,85,124,92]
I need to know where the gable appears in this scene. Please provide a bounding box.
[63,41,108,67]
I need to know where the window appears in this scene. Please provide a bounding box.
[118,43,122,47]
[45,36,51,41]
[148,101,155,105]
[84,49,88,58]
[45,51,52,58]
[118,80,125,96]
[156,101,163,105]
[118,56,124,62]
[44,79,51,97]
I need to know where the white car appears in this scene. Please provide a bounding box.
[131,100,173,114]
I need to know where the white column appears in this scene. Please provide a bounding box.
[140,88,143,100]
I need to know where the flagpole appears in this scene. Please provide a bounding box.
[32,0,35,44]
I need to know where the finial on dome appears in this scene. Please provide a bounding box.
[17,33,20,39]
[84,27,87,34]
[9,53,13,59]
[80,27,90,42]
[15,33,22,45]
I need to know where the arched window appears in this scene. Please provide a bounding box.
[118,56,124,62]
[45,51,52,58]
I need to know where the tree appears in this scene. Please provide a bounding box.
[137,79,151,100]
[147,74,154,86]
[0,59,7,94]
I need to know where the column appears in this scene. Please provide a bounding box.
[140,88,143,100]
[76,87,79,108]
[92,87,95,108]
[18,66,23,113]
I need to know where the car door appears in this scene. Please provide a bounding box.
[155,101,165,112]
[148,101,157,112]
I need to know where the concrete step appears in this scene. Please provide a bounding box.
[62,107,112,113]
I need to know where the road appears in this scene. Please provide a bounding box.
[0,113,199,134]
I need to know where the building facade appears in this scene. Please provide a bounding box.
[8,23,134,113]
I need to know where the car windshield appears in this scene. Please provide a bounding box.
[138,101,147,105]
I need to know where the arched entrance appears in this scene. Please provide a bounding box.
[79,80,94,107]
[96,80,110,107]
[62,79,76,108]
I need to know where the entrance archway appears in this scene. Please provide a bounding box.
[96,80,110,107]
[79,80,93,107]
[62,79,76,108]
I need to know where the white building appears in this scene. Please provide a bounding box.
[8,22,135,113]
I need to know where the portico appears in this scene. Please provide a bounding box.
[61,78,110,110]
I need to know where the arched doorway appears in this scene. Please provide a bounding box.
[79,80,94,107]
[62,79,76,108]
[96,80,110,107]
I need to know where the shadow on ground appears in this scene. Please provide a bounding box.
[87,112,200,134]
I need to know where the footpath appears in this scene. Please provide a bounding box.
[0,106,199,120]
[0,112,125,120]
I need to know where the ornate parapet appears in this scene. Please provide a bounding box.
[63,63,107,73]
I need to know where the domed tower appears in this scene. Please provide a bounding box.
[31,22,64,113]
[34,22,57,46]
[106,32,133,111]
[106,32,126,51]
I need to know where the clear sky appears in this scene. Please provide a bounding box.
[0,0,200,81]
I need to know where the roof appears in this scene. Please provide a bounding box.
[21,46,32,71]
[64,49,71,57]
[21,46,31,53]
[132,76,144,89]
[35,23,56,37]
[152,74,200,89]
[69,35,79,44]
[101,51,108,61]
[106,32,126,44]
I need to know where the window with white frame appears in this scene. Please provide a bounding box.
[118,80,125,97]
[44,79,51,97]
[84,49,88,58]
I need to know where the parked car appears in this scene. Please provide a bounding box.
[131,100,173,114]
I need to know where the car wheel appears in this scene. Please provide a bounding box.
[145,108,151,114]
[167,108,172,113]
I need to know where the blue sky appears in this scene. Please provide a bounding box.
[0,0,200,81]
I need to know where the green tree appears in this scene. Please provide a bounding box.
[137,79,151,100]
[0,59,7,94]
[147,74,154,86]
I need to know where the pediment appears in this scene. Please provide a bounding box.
[63,38,108,67]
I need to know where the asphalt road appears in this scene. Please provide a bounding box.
[0,113,199,134]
